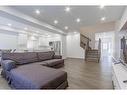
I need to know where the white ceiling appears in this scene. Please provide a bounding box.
[0,6,66,36]
[10,6,125,33]
[0,16,57,36]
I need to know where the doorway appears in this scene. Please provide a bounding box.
[95,32,114,61]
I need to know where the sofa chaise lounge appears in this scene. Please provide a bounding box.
[1,51,68,89]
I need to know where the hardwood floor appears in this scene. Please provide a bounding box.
[0,56,113,89]
[0,68,11,89]
[60,56,113,89]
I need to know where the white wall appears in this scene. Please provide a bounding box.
[66,33,84,59]
[61,35,67,59]
[0,31,18,49]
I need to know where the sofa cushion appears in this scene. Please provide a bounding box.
[10,64,67,89]
[30,61,46,65]
[37,51,55,61]
[2,52,38,65]
[43,59,64,67]
[53,55,62,59]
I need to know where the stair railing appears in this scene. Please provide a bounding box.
[98,38,101,61]
[80,34,101,62]
[80,34,91,59]
[80,34,91,49]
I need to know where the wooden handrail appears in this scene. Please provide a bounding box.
[98,38,101,59]
[80,34,91,60]
[80,34,91,50]
[98,39,101,50]
[80,34,91,41]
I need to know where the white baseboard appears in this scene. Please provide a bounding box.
[66,57,84,59]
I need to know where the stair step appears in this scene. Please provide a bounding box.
[86,56,99,59]
[86,55,99,58]
[85,58,99,62]
[87,54,99,56]
[87,51,98,53]
[87,53,99,55]
[87,52,98,54]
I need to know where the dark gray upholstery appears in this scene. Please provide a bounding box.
[1,51,67,89]
[43,59,64,67]
[1,60,16,82]
[2,51,64,68]
[53,55,62,59]
[1,60,16,71]
[37,51,55,61]
[2,52,38,65]
[10,64,68,89]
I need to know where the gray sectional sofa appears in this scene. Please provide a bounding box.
[1,51,68,89]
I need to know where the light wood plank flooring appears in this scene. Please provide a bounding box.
[60,56,113,89]
[0,56,113,89]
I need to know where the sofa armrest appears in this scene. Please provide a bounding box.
[1,60,16,71]
[53,55,62,59]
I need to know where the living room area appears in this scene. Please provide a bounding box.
[0,6,127,90]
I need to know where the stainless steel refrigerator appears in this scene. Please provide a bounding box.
[49,41,61,55]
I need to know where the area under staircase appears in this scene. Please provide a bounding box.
[80,34,101,62]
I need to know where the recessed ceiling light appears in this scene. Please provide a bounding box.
[7,23,12,27]
[64,26,68,30]
[35,9,40,14]
[101,17,106,21]
[76,18,81,23]
[100,5,105,9]
[55,34,59,36]
[65,7,71,12]
[24,27,28,30]
[46,34,51,37]
[36,31,39,33]
[45,33,49,37]
[54,20,58,24]
[74,32,77,34]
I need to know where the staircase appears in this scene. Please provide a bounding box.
[80,34,101,62]
[85,49,100,62]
